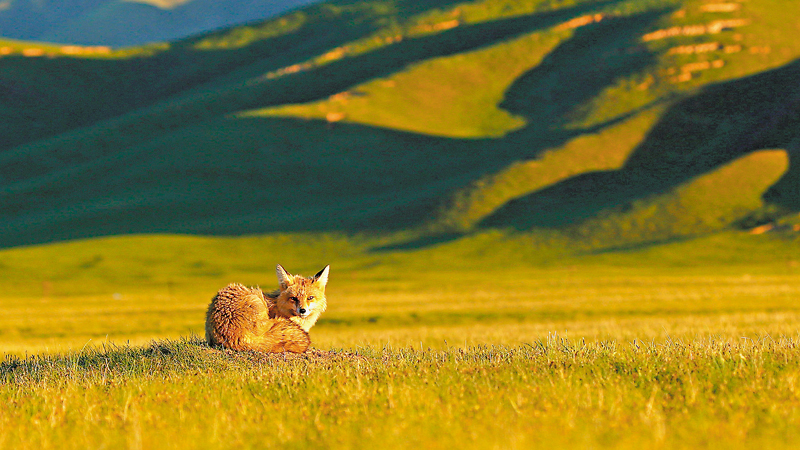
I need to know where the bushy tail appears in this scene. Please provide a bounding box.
[244,319,310,353]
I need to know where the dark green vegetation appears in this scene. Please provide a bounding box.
[0,0,320,46]
[1,0,799,252]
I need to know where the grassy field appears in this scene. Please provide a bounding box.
[2,0,800,447]
[1,231,799,448]
[5,337,800,449]
[1,229,798,352]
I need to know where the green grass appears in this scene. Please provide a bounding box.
[0,228,798,353]
[244,10,571,138]
[0,224,799,448]
[5,336,800,448]
[484,148,790,245]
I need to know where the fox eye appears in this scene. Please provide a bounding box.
[308,296,314,300]
[290,296,298,302]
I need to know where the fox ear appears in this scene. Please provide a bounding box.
[276,264,293,288]
[313,265,330,288]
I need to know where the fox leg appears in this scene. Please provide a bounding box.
[247,319,310,353]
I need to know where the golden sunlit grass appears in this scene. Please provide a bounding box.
[1,230,799,448]
[4,336,800,449]
[1,229,798,354]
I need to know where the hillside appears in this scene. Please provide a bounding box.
[1,0,799,251]
[0,0,320,46]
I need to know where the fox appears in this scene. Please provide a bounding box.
[205,264,329,353]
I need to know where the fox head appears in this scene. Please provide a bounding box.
[273,264,329,321]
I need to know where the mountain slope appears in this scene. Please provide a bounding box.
[0,1,383,150]
[1,0,799,251]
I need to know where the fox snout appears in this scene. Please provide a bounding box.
[298,305,312,317]
[288,298,313,317]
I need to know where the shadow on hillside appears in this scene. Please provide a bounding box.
[0,3,385,151]
[1,0,623,153]
[2,0,629,183]
[0,0,677,249]
[366,9,672,252]
[370,233,463,252]
[481,58,800,230]
[4,0,499,151]
[17,4,800,248]
[499,10,661,130]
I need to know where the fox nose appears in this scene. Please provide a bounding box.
[298,307,307,315]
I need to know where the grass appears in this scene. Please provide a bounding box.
[4,336,800,448]
[245,8,573,138]
[0,228,798,352]
[484,148,789,244]
[0,221,799,448]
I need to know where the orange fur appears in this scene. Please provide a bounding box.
[205,265,329,353]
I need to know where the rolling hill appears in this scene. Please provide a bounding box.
[0,0,321,46]
[1,0,799,252]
